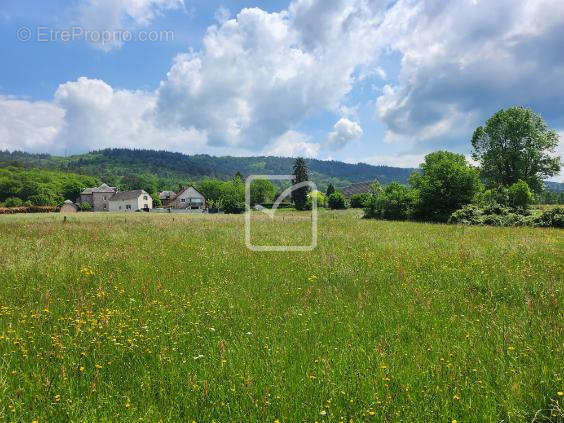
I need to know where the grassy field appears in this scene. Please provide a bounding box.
[0,210,562,421]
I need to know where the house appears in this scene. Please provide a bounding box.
[341,181,378,198]
[109,190,153,212]
[80,183,116,211]
[159,191,177,207]
[60,200,78,213]
[170,186,206,210]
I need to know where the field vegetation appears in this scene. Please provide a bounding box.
[0,211,562,421]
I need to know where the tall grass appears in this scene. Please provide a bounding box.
[0,211,562,421]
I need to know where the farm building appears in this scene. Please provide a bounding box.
[60,200,78,213]
[341,181,378,198]
[108,190,153,212]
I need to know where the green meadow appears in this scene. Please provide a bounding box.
[0,211,562,421]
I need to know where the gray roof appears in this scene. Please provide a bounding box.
[341,181,377,198]
[63,200,75,204]
[81,183,116,194]
[110,190,150,201]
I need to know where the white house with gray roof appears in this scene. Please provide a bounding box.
[108,190,152,212]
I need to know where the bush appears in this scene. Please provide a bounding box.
[449,203,535,227]
[364,183,417,221]
[327,192,347,210]
[222,196,245,214]
[508,180,533,209]
[532,207,564,228]
[4,197,23,208]
[79,202,93,212]
[350,193,371,208]
[305,191,325,210]
[448,204,483,225]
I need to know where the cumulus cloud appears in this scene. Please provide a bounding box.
[265,130,320,158]
[156,0,382,149]
[326,118,363,150]
[375,0,564,148]
[2,0,564,165]
[0,97,64,153]
[76,0,184,50]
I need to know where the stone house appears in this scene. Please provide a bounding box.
[108,190,153,212]
[80,183,116,211]
[60,200,78,213]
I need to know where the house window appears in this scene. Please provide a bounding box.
[119,206,122,210]
[126,205,132,210]
[144,204,148,209]
[181,198,186,203]
[143,196,148,200]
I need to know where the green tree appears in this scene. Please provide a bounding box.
[4,197,23,208]
[152,196,162,208]
[350,193,371,208]
[221,179,245,214]
[326,183,335,197]
[471,107,561,193]
[364,183,417,220]
[250,179,276,205]
[410,151,483,222]
[197,179,225,204]
[508,179,533,209]
[291,157,310,211]
[62,180,86,202]
[327,192,347,210]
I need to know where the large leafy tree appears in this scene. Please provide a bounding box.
[410,151,483,222]
[250,179,276,205]
[471,107,561,193]
[291,157,310,211]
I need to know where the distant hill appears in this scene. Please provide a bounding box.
[2,148,562,194]
[0,149,416,191]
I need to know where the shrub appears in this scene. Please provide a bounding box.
[327,192,347,210]
[4,197,23,208]
[532,207,564,228]
[79,202,93,212]
[364,183,417,220]
[305,191,325,210]
[449,203,534,227]
[508,180,533,209]
[448,204,483,225]
[350,193,371,208]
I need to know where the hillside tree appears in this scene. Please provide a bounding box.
[471,107,561,192]
[291,157,310,211]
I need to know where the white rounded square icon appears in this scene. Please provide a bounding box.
[245,175,318,251]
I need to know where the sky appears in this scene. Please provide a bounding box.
[0,0,563,178]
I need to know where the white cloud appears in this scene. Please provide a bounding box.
[0,97,64,153]
[358,153,426,169]
[156,1,382,149]
[375,0,564,147]
[76,0,184,50]
[265,130,320,158]
[326,118,363,150]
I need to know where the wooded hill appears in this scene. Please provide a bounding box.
[0,149,416,192]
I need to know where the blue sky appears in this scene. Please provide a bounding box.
[0,0,563,177]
